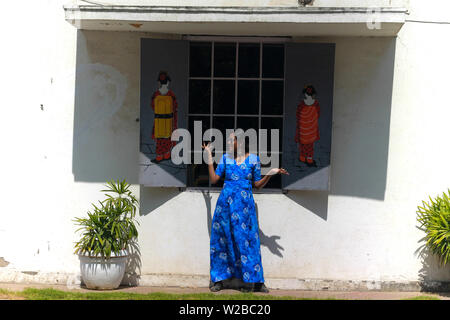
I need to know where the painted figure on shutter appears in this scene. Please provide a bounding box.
[151,71,178,162]
[295,85,320,167]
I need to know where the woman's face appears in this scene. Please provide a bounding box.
[226,133,239,153]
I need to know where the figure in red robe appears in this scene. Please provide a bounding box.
[151,71,178,162]
[295,85,320,167]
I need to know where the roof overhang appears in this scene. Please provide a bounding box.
[63,5,408,37]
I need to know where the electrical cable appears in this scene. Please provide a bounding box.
[405,19,450,25]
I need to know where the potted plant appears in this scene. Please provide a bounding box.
[74,179,139,290]
[417,189,450,266]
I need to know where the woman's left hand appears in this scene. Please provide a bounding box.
[268,168,289,176]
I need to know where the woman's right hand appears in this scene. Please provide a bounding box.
[267,168,289,176]
[202,142,213,155]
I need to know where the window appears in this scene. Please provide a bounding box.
[187,39,285,189]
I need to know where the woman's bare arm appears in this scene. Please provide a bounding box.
[253,168,289,190]
[203,143,221,185]
[253,175,271,189]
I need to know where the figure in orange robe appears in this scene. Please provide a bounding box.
[295,85,320,166]
[151,71,178,162]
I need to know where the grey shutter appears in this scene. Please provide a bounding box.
[139,38,188,187]
[282,43,335,191]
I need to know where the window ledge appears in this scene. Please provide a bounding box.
[64,5,407,37]
[183,187,286,194]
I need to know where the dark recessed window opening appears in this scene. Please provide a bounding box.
[187,40,285,189]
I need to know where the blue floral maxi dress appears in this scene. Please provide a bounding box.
[210,153,265,284]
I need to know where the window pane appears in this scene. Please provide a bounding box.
[188,115,210,137]
[260,117,283,153]
[189,42,212,77]
[238,43,260,78]
[237,80,259,115]
[237,117,259,132]
[189,80,211,114]
[187,163,210,187]
[213,80,235,114]
[213,116,235,143]
[188,116,210,187]
[214,42,236,77]
[215,177,225,188]
[261,80,284,115]
[188,116,210,152]
[262,44,284,78]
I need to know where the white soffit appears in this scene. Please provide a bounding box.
[63,5,407,37]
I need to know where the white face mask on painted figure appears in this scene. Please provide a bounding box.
[304,93,315,105]
[159,81,170,95]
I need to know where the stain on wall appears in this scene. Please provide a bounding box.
[74,62,128,146]
[0,257,10,267]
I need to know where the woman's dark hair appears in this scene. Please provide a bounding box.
[243,136,250,153]
[302,84,317,96]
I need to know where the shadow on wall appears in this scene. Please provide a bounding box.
[327,37,396,202]
[200,191,285,258]
[416,239,450,292]
[255,203,284,258]
[122,240,142,287]
[139,187,180,217]
[72,30,140,184]
[285,190,329,221]
[201,190,213,239]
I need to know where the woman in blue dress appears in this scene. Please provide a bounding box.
[203,133,288,293]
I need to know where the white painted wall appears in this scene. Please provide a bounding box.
[1,0,449,288]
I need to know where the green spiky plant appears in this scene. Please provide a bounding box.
[417,189,450,266]
[74,179,139,259]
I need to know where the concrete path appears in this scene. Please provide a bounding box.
[1,282,449,300]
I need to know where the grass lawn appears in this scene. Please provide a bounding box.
[402,295,441,300]
[0,288,442,300]
[0,288,329,300]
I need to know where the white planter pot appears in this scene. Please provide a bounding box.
[79,250,128,290]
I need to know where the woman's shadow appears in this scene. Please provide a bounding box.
[255,203,284,258]
[202,190,284,257]
[202,190,284,290]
